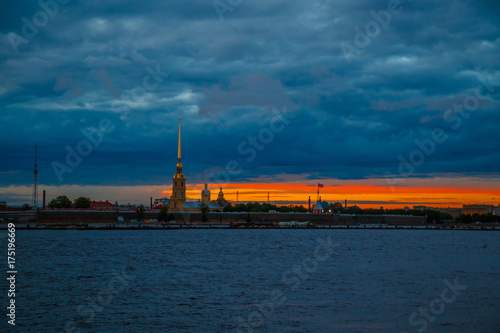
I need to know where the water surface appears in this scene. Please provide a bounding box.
[5,229,500,332]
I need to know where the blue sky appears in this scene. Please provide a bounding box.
[0,0,499,205]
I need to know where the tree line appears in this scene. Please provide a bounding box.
[223,202,307,213]
[46,196,90,209]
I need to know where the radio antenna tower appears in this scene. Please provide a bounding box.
[33,144,38,207]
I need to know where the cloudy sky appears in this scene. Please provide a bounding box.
[1,0,499,206]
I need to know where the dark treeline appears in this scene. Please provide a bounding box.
[223,202,307,213]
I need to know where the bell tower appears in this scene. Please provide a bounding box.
[202,183,211,205]
[170,117,186,210]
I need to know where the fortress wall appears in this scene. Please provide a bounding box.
[32,211,426,226]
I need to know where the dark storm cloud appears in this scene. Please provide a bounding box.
[0,0,499,187]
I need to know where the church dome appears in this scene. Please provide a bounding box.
[202,183,210,195]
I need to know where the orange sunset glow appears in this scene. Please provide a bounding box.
[176,177,500,209]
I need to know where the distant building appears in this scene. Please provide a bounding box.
[463,204,495,215]
[416,204,498,217]
[154,198,170,208]
[90,200,115,211]
[0,201,22,212]
[437,208,462,219]
[202,183,211,205]
[494,205,500,216]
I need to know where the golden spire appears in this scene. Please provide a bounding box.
[177,117,182,164]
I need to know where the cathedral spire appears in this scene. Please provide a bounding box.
[177,117,182,164]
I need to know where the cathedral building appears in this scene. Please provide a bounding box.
[170,118,186,210]
[169,118,230,212]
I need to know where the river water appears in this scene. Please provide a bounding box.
[4,229,500,332]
